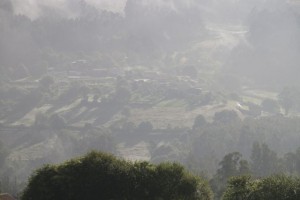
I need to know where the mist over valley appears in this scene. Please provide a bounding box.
[1,0,300,199]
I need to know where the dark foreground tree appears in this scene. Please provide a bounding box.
[21,151,213,200]
[223,175,300,200]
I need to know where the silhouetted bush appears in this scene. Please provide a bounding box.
[21,151,213,200]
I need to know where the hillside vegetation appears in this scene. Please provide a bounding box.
[1,0,300,199]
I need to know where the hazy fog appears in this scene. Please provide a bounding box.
[1,0,300,197]
[1,0,299,86]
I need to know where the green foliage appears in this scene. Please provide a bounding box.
[21,151,213,200]
[222,175,254,200]
[223,175,300,200]
[217,152,250,180]
[131,162,212,200]
[210,152,250,199]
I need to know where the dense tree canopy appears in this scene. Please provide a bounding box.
[21,151,213,200]
[223,175,300,200]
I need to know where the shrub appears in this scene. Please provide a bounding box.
[223,175,300,200]
[21,151,213,200]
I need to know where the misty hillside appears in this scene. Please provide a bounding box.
[1,0,300,199]
[1,0,299,86]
